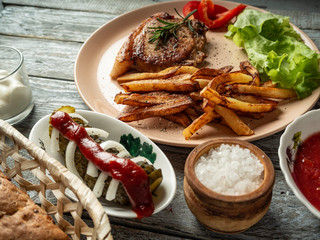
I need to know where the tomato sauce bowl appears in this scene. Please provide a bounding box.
[279,109,320,219]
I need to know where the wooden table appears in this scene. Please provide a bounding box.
[0,0,319,239]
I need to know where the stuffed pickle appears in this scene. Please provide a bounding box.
[49,106,162,207]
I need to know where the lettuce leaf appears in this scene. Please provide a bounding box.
[225,9,320,99]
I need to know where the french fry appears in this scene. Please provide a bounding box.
[202,98,214,113]
[262,80,277,88]
[183,110,220,140]
[191,66,233,80]
[224,97,276,113]
[115,91,177,106]
[193,78,211,88]
[164,112,192,128]
[118,94,192,122]
[200,87,224,104]
[229,94,279,106]
[240,61,260,86]
[184,107,200,117]
[175,66,199,75]
[218,65,234,74]
[214,105,254,136]
[116,66,199,83]
[189,91,203,101]
[121,79,200,92]
[116,66,180,83]
[231,84,297,99]
[159,73,192,81]
[208,72,253,91]
[200,87,276,113]
[189,101,206,116]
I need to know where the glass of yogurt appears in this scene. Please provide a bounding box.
[0,45,34,124]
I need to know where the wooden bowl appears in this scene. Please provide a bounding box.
[184,139,275,234]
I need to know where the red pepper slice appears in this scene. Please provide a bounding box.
[50,111,154,218]
[209,4,228,19]
[182,1,200,19]
[182,0,228,20]
[198,0,247,29]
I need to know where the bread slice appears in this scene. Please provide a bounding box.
[0,171,69,240]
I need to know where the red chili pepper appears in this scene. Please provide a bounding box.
[198,0,247,29]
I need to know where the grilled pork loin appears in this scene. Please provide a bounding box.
[110,12,208,79]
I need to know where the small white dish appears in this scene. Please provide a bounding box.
[29,110,176,218]
[279,109,320,219]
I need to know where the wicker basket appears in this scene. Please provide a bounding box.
[0,120,113,240]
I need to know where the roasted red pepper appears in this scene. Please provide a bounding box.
[198,0,247,29]
[50,111,154,218]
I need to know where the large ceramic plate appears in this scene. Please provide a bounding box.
[29,110,176,218]
[74,0,320,147]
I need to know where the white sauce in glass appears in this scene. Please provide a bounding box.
[0,70,33,119]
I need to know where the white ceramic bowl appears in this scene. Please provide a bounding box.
[279,109,320,219]
[29,110,176,218]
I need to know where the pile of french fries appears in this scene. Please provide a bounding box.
[114,61,297,140]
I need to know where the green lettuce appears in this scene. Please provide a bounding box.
[225,9,320,99]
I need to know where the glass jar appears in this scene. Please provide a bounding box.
[0,45,34,124]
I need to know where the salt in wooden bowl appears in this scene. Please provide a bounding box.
[184,139,275,233]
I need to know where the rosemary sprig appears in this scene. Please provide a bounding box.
[148,8,197,49]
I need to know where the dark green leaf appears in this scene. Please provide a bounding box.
[120,134,157,163]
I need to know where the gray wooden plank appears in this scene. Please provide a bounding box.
[0,35,80,80]
[0,6,114,42]
[1,0,164,15]
[1,5,319,40]
[0,6,319,45]
[2,0,320,13]
[272,9,320,30]
[110,225,192,240]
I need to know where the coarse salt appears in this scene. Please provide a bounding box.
[195,144,264,196]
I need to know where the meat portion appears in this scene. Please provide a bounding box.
[110,12,208,79]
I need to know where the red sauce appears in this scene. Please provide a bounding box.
[50,111,154,218]
[293,131,320,211]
